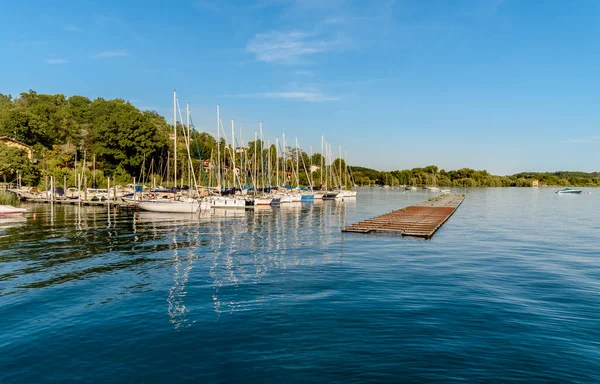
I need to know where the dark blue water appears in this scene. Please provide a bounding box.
[1,188,599,383]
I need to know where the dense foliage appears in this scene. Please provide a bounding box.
[0,90,218,188]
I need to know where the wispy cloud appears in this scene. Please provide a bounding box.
[45,58,68,64]
[564,135,600,144]
[64,24,79,32]
[246,31,339,64]
[93,50,130,58]
[96,15,144,42]
[294,70,313,76]
[230,90,338,102]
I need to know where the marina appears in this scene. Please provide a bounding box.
[342,193,465,238]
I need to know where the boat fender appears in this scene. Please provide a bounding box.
[148,192,154,199]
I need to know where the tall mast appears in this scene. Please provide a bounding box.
[173,90,177,188]
[259,122,264,191]
[186,103,190,191]
[276,137,279,187]
[267,139,271,188]
[325,140,328,190]
[295,137,299,187]
[231,119,236,190]
[310,145,313,191]
[345,150,349,189]
[282,133,286,187]
[339,145,342,189]
[216,105,221,190]
[320,135,324,187]
[253,131,257,192]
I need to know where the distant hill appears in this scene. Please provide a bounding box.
[512,171,600,179]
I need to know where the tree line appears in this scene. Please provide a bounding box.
[350,166,600,187]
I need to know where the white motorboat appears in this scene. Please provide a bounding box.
[0,205,27,215]
[556,188,582,194]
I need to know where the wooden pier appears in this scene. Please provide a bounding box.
[342,194,465,238]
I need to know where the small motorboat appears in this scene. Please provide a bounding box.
[0,205,27,215]
[556,188,582,194]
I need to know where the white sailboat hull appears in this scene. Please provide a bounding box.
[209,196,246,209]
[276,193,293,203]
[254,197,273,206]
[138,200,199,213]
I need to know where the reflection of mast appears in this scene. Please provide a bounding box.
[167,227,197,329]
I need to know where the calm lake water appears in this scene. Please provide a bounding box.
[1,188,599,383]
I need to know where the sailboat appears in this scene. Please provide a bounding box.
[139,91,205,213]
[209,112,246,209]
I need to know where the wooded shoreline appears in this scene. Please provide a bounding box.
[1,90,598,189]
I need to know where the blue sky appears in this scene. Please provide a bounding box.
[1,0,599,174]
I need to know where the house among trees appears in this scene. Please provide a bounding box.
[0,136,33,160]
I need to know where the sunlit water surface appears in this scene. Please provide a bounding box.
[1,188,599,383]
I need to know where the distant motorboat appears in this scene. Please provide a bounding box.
[440,189,451,194]
[0,205,27,215]
[556,188,582,194]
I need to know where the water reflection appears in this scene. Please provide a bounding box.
[0,199,353,326]
[0,215,27,231]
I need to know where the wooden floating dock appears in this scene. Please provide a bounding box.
[342,194,465,238]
